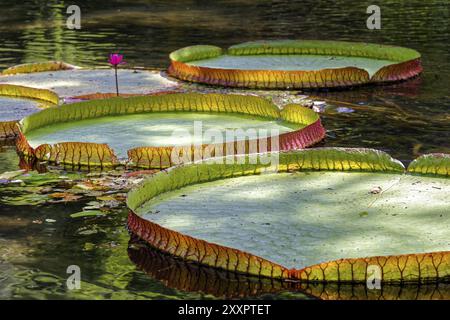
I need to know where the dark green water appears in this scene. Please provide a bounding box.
[0,0,449,299]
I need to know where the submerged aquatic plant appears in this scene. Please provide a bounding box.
[108,53,125,96]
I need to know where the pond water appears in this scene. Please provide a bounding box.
[0,0,449,300]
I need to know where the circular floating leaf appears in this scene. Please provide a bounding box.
[0,84,59,139]
[168,40,422,89]
[190,55,394,78]
[0,84,59,105]
[408,153,450,177]
[0,97,43,123]
[128,243,450,299]
[70,210,106,218]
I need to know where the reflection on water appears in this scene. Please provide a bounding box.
[0,202,208,299]
[127,235,314,300]
[0,0,449,300]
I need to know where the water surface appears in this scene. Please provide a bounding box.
[1,0,448,160]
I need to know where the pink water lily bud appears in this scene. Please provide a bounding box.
[108,53,125,66]
[109,53,124,96]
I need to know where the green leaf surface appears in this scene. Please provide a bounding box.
[189,54,396,77]
[70,210,106,218]
[140,171,449,270]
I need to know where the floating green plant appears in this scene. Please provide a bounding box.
[1,61,75,75]
[0,84,59,105]
[129,241,450,300]
[25,112,295,159]
[169,40,422,89]
[0,120,19,139]
[408,153,450,177]
[127,148,449,283]
[16,93,325,168]
[0,84,59,139]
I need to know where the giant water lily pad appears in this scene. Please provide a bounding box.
[190,55,396,78]
[0,69,178,98]
[16,93,325,168]
[1,61,76,75]
[0,84,59,139]
[127,148,449,283]
[25,112,294,159]
[169,40,422,89]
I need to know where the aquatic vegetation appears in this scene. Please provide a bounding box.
[0,97,46,124]
[108,54,125,67]
[126,148,449,283]
[1,61,75,75]
[0,49,445,299]
[0,0,447,302]
[0,121,19,139]
[129,241,450,300]
[0,169,140,208]
[0,84,59,105]
[16,93,325,168]
[0,84,59,139]
[34,142,119,168]
[169,40,422,89]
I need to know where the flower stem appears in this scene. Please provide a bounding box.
[115,66,119,96]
